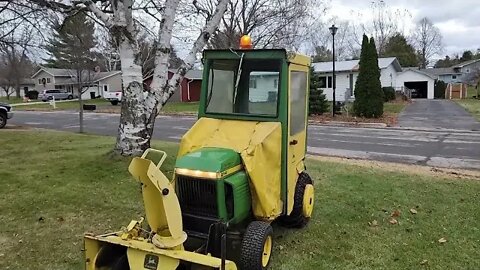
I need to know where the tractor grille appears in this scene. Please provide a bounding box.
[176,176,218,218]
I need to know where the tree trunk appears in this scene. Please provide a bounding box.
[114,39,149,156]
[15,82,20,98]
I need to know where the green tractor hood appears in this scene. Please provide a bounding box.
[175,147,242,175]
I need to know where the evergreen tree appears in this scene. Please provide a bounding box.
[382,34,418,67]
[309,66,328,115]
[353,35,384,118]
[44,12,97,133]
[45,12,97,70]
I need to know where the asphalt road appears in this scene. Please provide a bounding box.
[7,111,480,170]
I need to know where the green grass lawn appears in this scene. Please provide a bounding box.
[162,102,199,113]
[456,99,480,121]
[0,130,479,269]
[13,98,110,111]
[455,87,480,121]
[384,101,408,114]
[0,97,24,104]
[12,100,199,114]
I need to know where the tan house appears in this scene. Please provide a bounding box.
[31,67,122,99]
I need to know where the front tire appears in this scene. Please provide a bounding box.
[279,172,314,228]
[67,95,73,100]
[110,100,119,105]
[0,112,6,129]
[239,221,273,270]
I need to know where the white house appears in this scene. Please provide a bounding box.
[31,67,122,100]
[313,57,435,101]
[249,71,279,102]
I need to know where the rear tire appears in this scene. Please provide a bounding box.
[110,100,119,105]
[67,95,73,100]
[279,172,314,228]
[0,112,6,129]
[239,221,273,270]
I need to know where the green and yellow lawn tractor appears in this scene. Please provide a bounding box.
[84,38,315,270]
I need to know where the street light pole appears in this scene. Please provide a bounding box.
[329,24,338,117]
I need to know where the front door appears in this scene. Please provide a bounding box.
[286,64,309,214]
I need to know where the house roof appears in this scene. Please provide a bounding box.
[453,59,480,68]
[95,71,122,81]
[31,67,76,78]
[32,67,121,85]
[185,70,203,80]
[400,68,436,79]
[169,69,203,80]
[32,67,121,80]
[420,67,462,76]
[312,57,402,73]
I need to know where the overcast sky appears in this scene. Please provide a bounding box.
[327,0,480,57]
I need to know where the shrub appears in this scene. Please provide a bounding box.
[382,87,396,102]
[26,90,39,100]
[434,80,446,99]
[309,67,329,115]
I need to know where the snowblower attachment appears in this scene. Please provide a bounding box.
[84,149,237,270]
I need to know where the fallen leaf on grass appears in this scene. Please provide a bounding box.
[368,220,379,227]
[389,218,398,225]
[420,259,428,265]
[410,208,418,214]
[438,237,447,244]
[391,210,401,217]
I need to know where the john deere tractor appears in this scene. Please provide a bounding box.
[84,39,314,270]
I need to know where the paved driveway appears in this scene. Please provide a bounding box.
[399,99,480,131]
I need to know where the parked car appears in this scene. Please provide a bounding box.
[104,91,122,105]
[0,102,13,129]
[39,89,75,101]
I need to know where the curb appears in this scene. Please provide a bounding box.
[308,120,388,128]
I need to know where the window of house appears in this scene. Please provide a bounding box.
[38,79,42,84]
[273,79,278,88]
[47,78,51,83]
[318,76,333,88]
[452,75,457,79]
[318,77,327,88]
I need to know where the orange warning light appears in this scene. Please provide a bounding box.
[239,35,253,49]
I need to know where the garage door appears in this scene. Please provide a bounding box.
[404,81,428,99]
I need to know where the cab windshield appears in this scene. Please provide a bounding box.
[205,59,281,116]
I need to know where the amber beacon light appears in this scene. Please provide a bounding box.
[239,35,253,49]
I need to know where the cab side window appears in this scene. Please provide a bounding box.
[289,71,308,135]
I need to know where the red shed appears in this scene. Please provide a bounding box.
[144,69,203,102]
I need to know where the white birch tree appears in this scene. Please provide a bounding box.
[27,0,229,156]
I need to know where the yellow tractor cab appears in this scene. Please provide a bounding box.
[84,38,314,270]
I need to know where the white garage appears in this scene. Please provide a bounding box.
[396,69,435,99]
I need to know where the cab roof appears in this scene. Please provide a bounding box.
[203,49,311,67]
